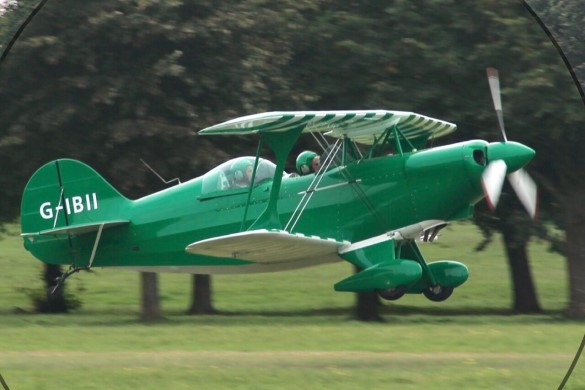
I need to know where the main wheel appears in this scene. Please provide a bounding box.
[377,285,407,301]
[423,285,454,302]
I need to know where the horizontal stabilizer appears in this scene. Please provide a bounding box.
[22,220,129,237]
[186,229,348,264]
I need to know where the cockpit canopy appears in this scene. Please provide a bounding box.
[201,157,277,195]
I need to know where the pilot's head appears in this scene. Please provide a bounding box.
[296,151,320,175]
[231,160,253,186]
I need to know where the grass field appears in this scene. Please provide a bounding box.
[0,223,583,389]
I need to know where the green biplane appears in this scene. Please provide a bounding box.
[20,72,537,302]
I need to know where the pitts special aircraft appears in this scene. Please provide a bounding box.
[21,69,537,301]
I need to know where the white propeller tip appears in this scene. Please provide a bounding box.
[481,160,507,211]
[508,169,538,220]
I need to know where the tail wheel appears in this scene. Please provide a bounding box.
[377,285,407,301]
[423,285,454,302]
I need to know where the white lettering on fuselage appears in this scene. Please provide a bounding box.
[39,193,98,220]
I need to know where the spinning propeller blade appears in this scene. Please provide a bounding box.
[481,160,507,210]
[484,68,538,220]
[487,67,508,142]
[508,169,538,220]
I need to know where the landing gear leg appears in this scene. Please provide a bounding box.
[49,265,87,296]
[407,241,437,287]
[405,242,456,302]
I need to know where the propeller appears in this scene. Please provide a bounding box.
[481,67,538,220]
[481,159,507,210]
[487,67,508,142]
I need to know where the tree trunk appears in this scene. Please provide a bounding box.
[355,290,383,321]
[354,265,383,321]
[140,272,162,321]
[186,274,217,315]
[564,198,585,317]
[501,230,542,314]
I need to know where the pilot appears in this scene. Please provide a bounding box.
[231,160,254,187]
[296,151,320,175]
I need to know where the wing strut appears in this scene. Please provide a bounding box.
[88,223,105,268]
[240,141,264,231]
[285,138,343,232]
[290,132,388,233]
[248,126,304,230]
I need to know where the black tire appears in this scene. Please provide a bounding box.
[423,285,454,302]
[377,285,407,301]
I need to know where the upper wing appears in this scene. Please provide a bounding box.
[186,229,348,264]
[198,110,456,145]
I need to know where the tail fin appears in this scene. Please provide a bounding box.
[21,159,131,236]
[21,159,131,266]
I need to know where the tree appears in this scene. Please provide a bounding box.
[3,0,585,318]
[475,202,543,314]
[287,0,585,316]
[186,275,216,315]
[140,272,162,321]
[0,0,41,55]
[0,0,320,316]
[523,0,585,317]
[353,266,383,321]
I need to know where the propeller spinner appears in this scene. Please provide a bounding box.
[481,68,538,219]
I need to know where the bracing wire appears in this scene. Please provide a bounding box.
[286,132,387,233]
[284,139,342,232]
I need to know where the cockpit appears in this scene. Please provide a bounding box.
[201,157,277,195]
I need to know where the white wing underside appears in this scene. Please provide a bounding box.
[186,229,348,264]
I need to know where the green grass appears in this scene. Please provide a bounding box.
[0,223,583,389]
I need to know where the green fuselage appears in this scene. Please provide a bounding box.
[24,140,490,273]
